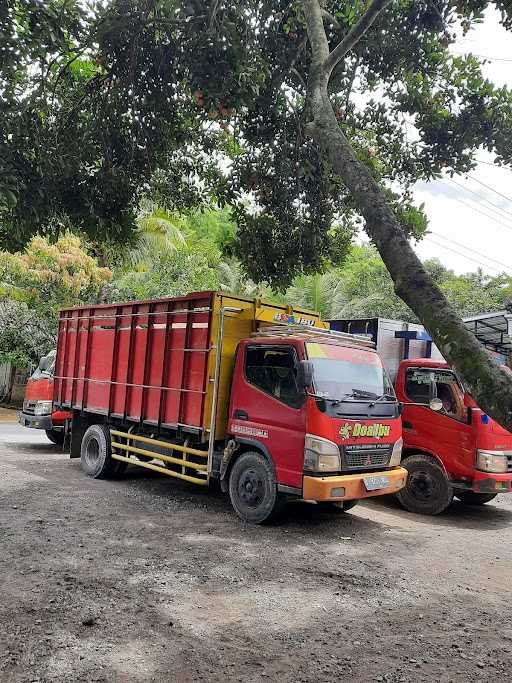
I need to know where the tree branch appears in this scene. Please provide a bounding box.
[325,0,393,75]
[302,0,331,68]
[321,9,341,30]
[208,0,222,30]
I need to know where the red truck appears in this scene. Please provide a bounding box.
[330,317,512,515]
[19,350,71,445]
[52,292,407,523]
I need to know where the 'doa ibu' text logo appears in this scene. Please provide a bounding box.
[339,423,391,440]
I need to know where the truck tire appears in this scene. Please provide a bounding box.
[46,429,64,445]
[396,454,454,515]
[80,424,119,479]
[455,491,498,506]
[229,451,285,524]
[317,499,359,513]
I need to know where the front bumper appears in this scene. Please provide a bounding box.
[19,412,53,431]
[471,470,512,493]
[303,466,407,502]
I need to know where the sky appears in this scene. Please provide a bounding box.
[411,6,512,276]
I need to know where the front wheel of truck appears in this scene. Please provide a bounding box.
[229,451,285,524]
[455,491,497,505]
[396,454,453,515]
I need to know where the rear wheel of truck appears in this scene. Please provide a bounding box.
[396,454,454,515]
[229,451,284,524]
[45,429,64,445]
[317,499,359,513]
[80,424,119,479]
[455,491,498,505]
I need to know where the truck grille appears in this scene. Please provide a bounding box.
[507,455,512,473]
[342,444,392,470]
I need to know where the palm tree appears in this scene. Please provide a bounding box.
[286,272,343,319]
[218,260,270,298]
[127,204,187,271]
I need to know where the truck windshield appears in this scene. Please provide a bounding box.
[306,343,395,403]
[30,350,56,380]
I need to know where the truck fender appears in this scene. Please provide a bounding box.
[219,437,275,493]
[401,448,451,480]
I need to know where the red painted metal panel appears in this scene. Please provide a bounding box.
[54,292,215,431]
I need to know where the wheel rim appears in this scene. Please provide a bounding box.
[408,469,439,502]
[238,467,265,509]
[84,437,100,470]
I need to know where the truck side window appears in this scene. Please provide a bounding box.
[405,369,465,421]
[245,346,304,409]
[405,369,433,404]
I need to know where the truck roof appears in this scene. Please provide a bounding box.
[400,358,449,369]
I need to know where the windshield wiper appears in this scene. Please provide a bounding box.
[371,393,396,404]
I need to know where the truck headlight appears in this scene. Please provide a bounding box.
[304,434,341,473]
[34,400,53,416]
[476,450,509,473]
[389,438,403,467]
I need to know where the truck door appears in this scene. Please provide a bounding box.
[402,368,473,479]
[229,344,306,488]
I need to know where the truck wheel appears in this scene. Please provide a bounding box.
[229,451,284,524]
[46,429,64,445]
[396,454,453,515]
[317,499,359,513]
[80,424,119,479]
[455,491,498,506]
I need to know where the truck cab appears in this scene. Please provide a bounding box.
[225,332,405,522]
[19,351,71,445]
[395,358,512,514]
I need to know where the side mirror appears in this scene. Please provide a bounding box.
[429,398,444,412]
[297,360,314,389]
[39,357,50,371]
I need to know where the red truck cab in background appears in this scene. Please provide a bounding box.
[330,318,512,515]
[19,351,71,445]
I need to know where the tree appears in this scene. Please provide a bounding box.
[4,1,512,427]
[109,241,220,302]
[0,233,110,400]
[0,233,111,320]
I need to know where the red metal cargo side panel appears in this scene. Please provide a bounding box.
[54,292,214,433]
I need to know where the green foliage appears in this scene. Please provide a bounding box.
[285,246,512,322]
[3,0,512,290]
[0,233,111,320]
[0,301,54,369]
[109,243,220,302]
[0,233,111,368]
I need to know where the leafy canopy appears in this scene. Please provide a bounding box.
[2,1,512,288]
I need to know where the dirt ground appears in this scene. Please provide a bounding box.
[1,420,512,683]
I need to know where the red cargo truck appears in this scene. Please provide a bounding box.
[19,351,71,444]
[330,318,512,515]
[53,292,407,523]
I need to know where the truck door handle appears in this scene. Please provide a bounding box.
[234,409,249,421]
[403,421,413,430]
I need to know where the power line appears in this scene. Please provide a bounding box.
[424,237,507,275]
[429,231,512,273]
[451,51,512,63]
[448,178,512,223]
[442,193,512,232]
[467,174,512,205]
[476,159,512,173]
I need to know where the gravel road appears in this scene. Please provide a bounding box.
[1,421,511,682]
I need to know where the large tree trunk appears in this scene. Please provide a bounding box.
[303,0,512,431]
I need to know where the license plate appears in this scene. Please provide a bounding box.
[363,475,390,491]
